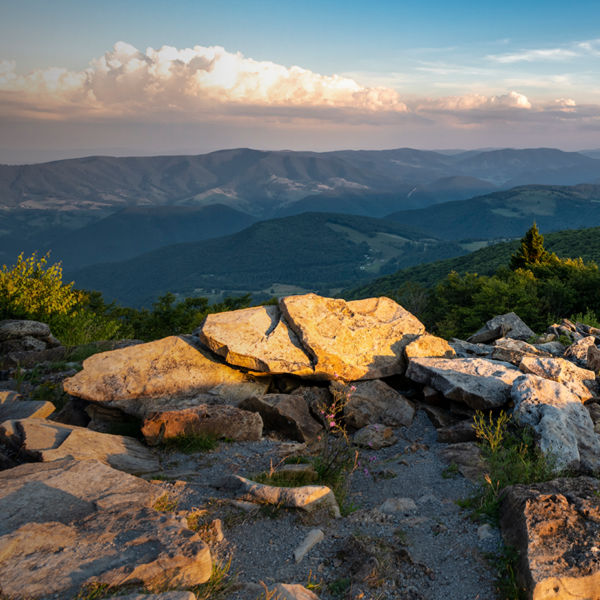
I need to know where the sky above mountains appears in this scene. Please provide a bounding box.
[1,0,600,163]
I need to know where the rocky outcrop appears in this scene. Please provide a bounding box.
[353,423,397,449]
[406,357,521,410]
[63,335,269,417]
[279,294,425,380]
[0,458,211,599]
[197,304,314,376]
[239,394,322,443]
[500,477,600,600]
[142,404,263,445]
[519,355,598,401]
[0,418,160,474]
[342,379,415,429]
[564,335,597,366]
[0,319,64,367]
[511,375,600,472]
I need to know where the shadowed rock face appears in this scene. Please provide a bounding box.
[63,335,270,417]
[500,477,600,600]
[279,294,425,381]
[141,404,263,445]
[0,459,212,599]
[197,304,314,376]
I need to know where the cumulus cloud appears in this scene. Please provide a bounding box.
[0,41,408,120]
[417,91,532,111]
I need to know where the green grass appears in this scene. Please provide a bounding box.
[459,413,557,523]
[486,546,527,600]
[190,557,235,600]
[160,433,218,454]
[152,493,179,512]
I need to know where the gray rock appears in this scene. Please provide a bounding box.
[500,477,600,600]
[342,379,415,429]
[379,497,418,514]
[449,339,493,358]
[223,474,340,516]
[491,337,551,366]
[438,442,486,482]
[589,344,600,373]
[406,357,521,410]
[469,312,535,342]
[511,374,600,472]
[239,394,322,443]
[0,319,51,341]
[519,355,598,401]
[564,335,597,366]
[0,459,212,599]
[437,419,477,443]
[353,423,397,449]
[142,404,263,444]
[293,528,324,563]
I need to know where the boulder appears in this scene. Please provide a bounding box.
[511,375,600,472]
[0,319,51,341]
[405,357,521,410]
[63,335,269,418]
[0,459,211,599]
[564,335,597,366]
[342,379,415,429]
[196,305,314,376]
[491,337,551,366]
[353,423,397,449]
[438,442,486,481]
[449,338,493,358]
[437,420,478,443]
[142,404,263,445]
[0,418,160,475]
[279,293,425,381]
[500,477,600,600]
[0,336,47,353]
[468,312,535,343]
[239,394,322,443]
[519,355,598,401]
[404,334,455,360]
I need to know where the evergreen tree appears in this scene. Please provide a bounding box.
[510,223,551,270]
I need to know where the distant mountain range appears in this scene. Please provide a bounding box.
[387,184,600,240]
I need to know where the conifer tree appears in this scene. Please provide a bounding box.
[510,223,550,270]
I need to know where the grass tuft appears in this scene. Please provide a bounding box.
[160,432,218,454]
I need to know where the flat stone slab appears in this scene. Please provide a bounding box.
[142,404,263,445]
[500,477,600,600]
[491,337,551,366]
[511,374,600,473]
[197,304,314,376]
[279,294,425,381]
[0,396,55,421]
[63,335,269,417]
[0,418,160,475]
[0,319,50,341]
[469,312,535,342]
[519,355,598,401]
[406,357,521,410]
[0,459,211,599]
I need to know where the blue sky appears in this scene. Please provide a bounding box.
[1,0,600,162]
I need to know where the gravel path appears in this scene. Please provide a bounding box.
[153,409,502,599]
